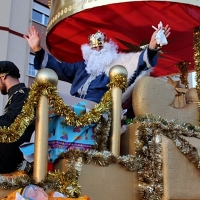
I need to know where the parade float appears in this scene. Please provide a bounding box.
[1,0,200,199]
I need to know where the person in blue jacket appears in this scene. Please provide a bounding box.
[22,25,171,161]
[24,25,170,104]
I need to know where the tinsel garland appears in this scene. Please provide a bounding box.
[1,70,200,199]
[0,73,127,196]
[93,111,111,151]
[176,61,190,88]
[0,170,31,189]
[3,114,200,200]
[0,150,143,195]
[108,74,128,92]
[57,149,144,171]
[133,117,163,200]
[0,158,82,198]
[0,74,127,143]
[43,157,83,197]
[131,114,200,200]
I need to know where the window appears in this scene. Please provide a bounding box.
[32,2,50,26]
[28,54,38,77]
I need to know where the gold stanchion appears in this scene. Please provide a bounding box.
[109,65,128,156]
[33,68,58,183]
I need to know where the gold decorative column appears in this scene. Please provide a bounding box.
[109,65,128,156]
[33,68,58,183]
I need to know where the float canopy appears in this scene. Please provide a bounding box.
[46,0,200,77]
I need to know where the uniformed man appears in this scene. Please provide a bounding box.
[0,61,35,173]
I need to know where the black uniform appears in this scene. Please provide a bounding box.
[0,83,34,173]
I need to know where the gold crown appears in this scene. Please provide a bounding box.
[88,30,107,48]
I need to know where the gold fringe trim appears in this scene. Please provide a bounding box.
[0,74,127,143]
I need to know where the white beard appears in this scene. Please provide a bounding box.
[81,40,118,76]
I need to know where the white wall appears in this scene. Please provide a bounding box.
[57,80,71,95]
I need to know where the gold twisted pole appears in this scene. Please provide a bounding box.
[33,68,58,183]
[109,65,128,156]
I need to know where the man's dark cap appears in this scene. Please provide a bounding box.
[0,61,20,78]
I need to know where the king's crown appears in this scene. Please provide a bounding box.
[88,30,107,48]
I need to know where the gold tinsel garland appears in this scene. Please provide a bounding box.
[3,114,200,200]
[131,114,200,200]
[0,73,127,196]
[0,74,127,143]
[2,71,200,199]
[176,61,190,89]
[108,74,128,92]
[43,157,83,197]
[93,111,111,151]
